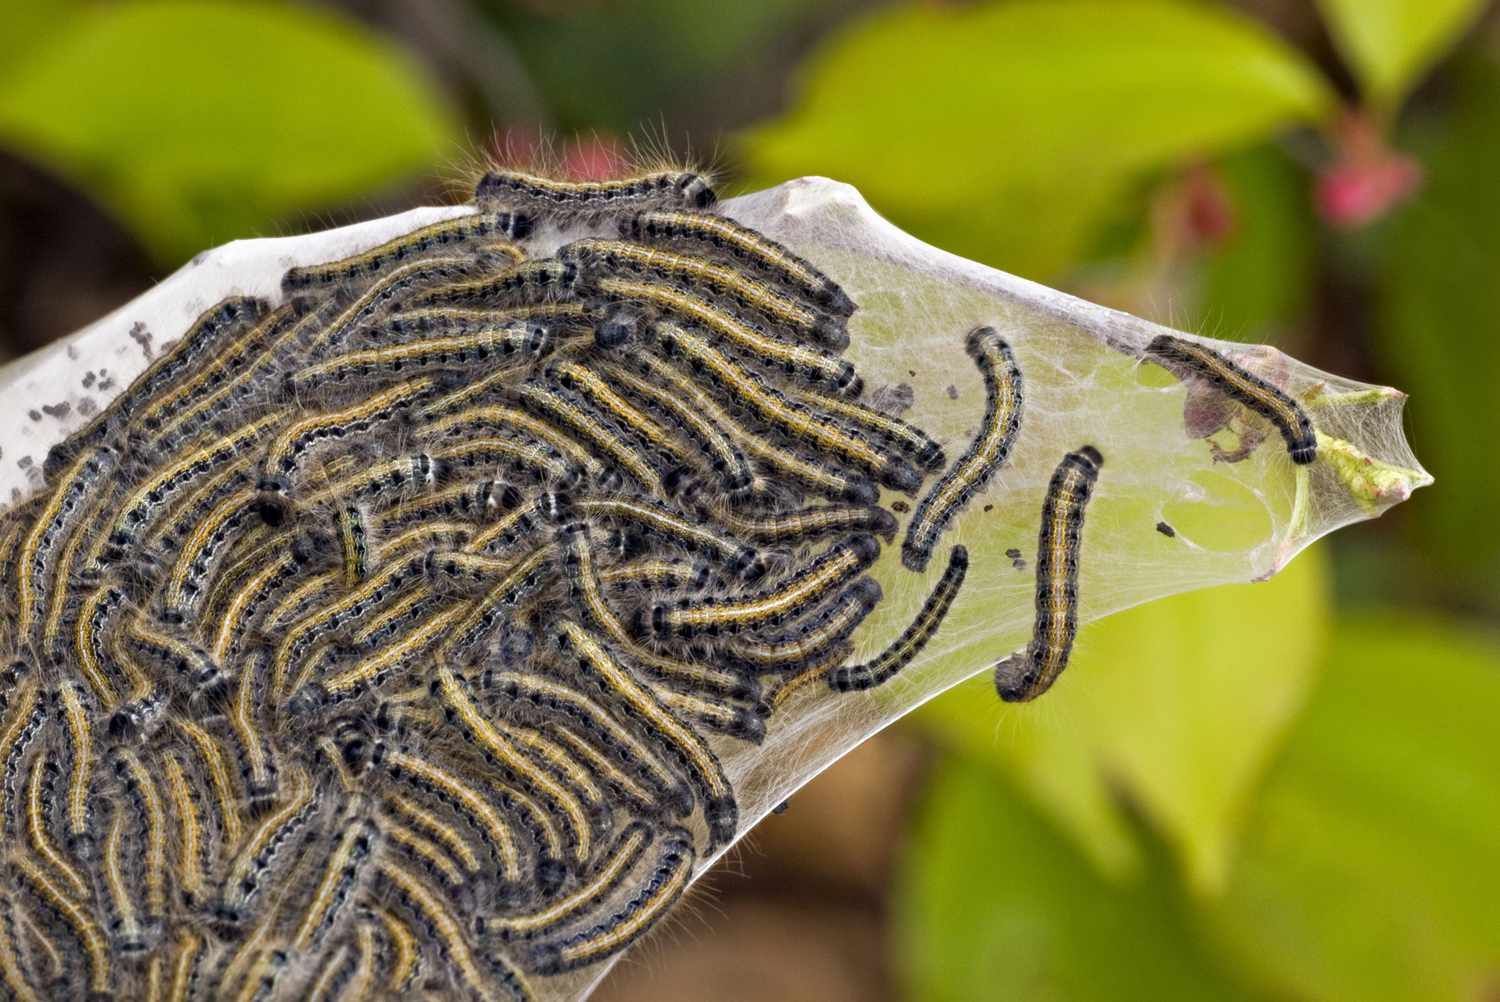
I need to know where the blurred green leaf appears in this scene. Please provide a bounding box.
[1316,0,1487,109]
[897,756,1269,1002]
[741,0,1334,279]
[1207,612,1500,1001]
[1378,56,1500,607]
[0,0,76,69]
[917,665,1142,878]
[913,548,1327,890]
[1197,147,1317,342]
[494,0,822,133]
[0,2,457,262]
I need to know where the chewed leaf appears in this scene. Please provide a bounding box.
[0,179,1427,1002]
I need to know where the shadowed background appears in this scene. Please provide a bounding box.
[2,2,1496,999]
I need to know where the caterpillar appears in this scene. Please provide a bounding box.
[993,447,1104,702]
[1144,334,1317,465]
[0,164,1087,997]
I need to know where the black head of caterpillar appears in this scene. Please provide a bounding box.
[593,301,652,350]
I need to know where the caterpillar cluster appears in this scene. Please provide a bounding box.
[0,160,1320,1000]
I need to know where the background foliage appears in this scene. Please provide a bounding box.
[1,2,1495,999]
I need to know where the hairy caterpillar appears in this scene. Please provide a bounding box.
[0,164,1068,1001]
